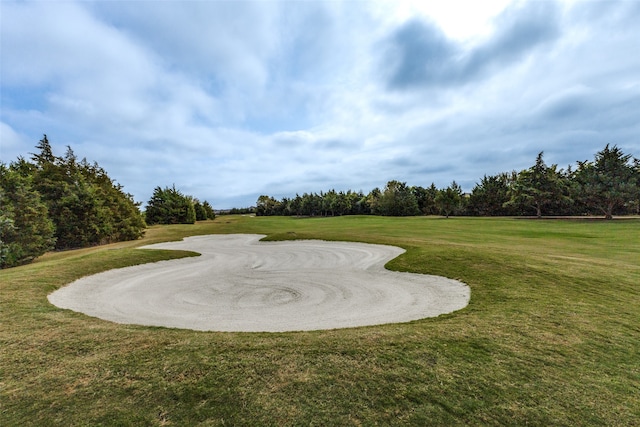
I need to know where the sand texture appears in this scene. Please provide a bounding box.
[48,234,470,332]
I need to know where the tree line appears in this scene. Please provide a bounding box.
[256,145,640,219]
[2,138,636,268]
[145,185,215,225]
[1,135,215,268]
[1,135,146,267]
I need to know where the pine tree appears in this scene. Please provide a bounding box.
[0,162,56,267]
[145,185,196,224]
[435,181,463,218]
[573,145,638,219]
[506,152,570,218]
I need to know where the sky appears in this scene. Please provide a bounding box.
[1,0,639,209]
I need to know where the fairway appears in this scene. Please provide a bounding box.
[1,216,639,426]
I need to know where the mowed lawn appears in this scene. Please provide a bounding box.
[1,215,639,426]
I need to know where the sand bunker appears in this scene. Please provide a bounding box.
[48,234,469,332]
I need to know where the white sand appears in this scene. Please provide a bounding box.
[48,234,470,332]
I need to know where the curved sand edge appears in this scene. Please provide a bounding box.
[48,234,470,332]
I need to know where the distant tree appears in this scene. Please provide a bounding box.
[288,195,302,216]
[226,206,254,215]
[333,191,351,216]
[31,134,56,165]
[145,185,196,224]
[256,195,282,216]
[634,158,640,215]
[0,216,11,266]
[202,200,216,219]
[366,188,382,215]
[373,180,420,216]
[243,145,639,219]
[300,192,321,216]
[101,182,146,242]
[413,183,439,215]
[468,173,514,216]
[193,200,207,221]
[435,181,463,218]
[193,199,216,220]
[322,190,336,216]
[505,152,570,218]
[0,162,56,267]
[573,145,639,219]
[346,190,367,215]
[344,191,355,215]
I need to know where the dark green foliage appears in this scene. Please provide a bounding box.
[1,135,145,265]
[193,199,216,221]
[256,194,284,216]
[194,200,207,221]
[201,201,216,220]
[145,185,197,225]
[371,180,420,216]
[257,190,369,217]
[254,145,638,219]
[505,152,571,218]
[0,162,56,267]
[468,173,516,216]
[221,206,255,215]
[29,136,145,249]
[413,183,439,215]
[435,181,463,218]
[300,192,322,216]
[573,144,639,219]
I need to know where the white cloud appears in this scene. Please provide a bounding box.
[0,122,27,159]
[371,0,512,40]
[2,0,639,208]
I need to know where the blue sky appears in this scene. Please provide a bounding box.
[2,0,639,208]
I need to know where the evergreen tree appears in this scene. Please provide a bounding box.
[413,184,439,215]
[468,173,514,216]
[31,134,56,165]
[193,200,207,221]
[29,135,145,249]
[435,181,463,218]
[374,180,420,216]
[573,145,638,219]
[247,146,637,219]
[256,195,281,216]
[145,185,196,224]
[0,162,56,267]
[202,201,216,219]
[505,152,570,218]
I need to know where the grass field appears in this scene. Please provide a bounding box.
[1,215,639,426]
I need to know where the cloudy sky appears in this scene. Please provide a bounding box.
[2,0,639,208]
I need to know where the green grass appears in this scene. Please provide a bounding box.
[1,215,639,426]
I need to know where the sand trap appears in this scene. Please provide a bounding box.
[48,234,469,332]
